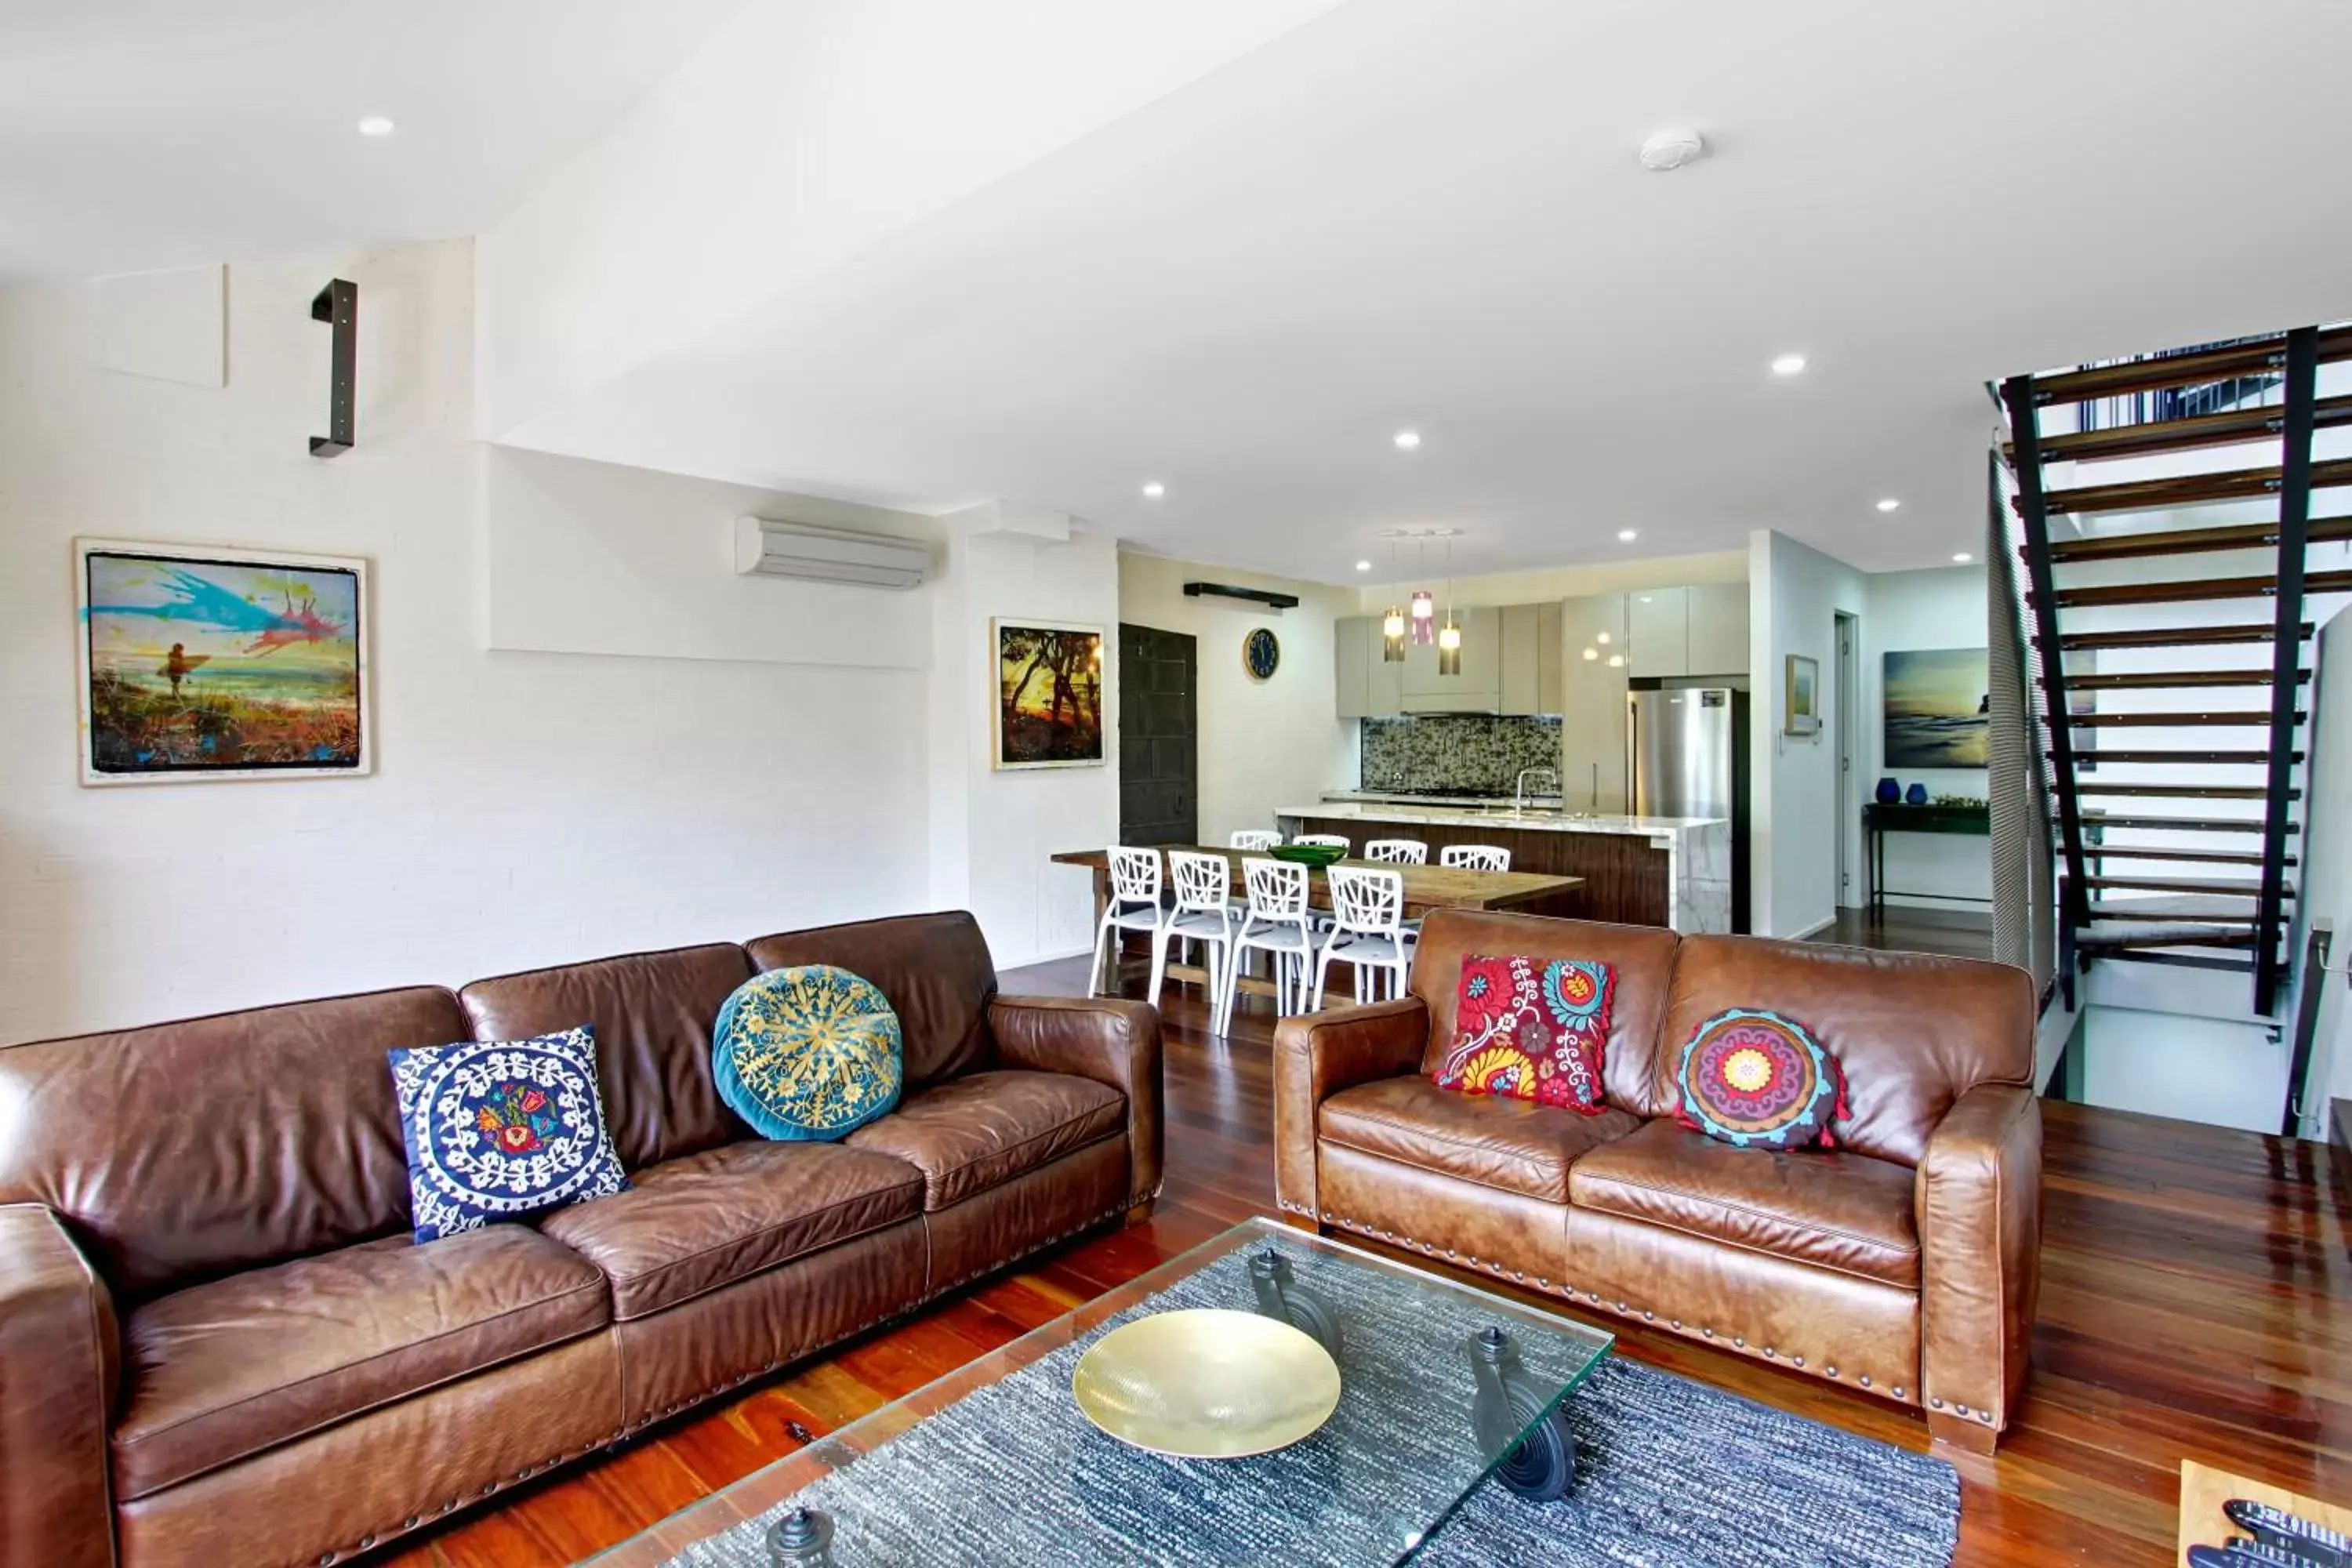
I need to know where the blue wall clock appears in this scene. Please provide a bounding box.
[1243,627,1280,682]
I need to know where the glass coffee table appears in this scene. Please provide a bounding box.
[590,1217,1613,1566]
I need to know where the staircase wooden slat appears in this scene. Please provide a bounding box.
[2058,710,2287,728]
[2085,847,2288,867]
[2027,327,2352,405]
[2047,749,2294,764]
[2043,515,2352,563]
[2074,784,2292,800]
[2042,568,2352,610]
[2006,394,2352,466]
[2060,670,2303,690]
[2084,875,2288,896]
[2085,906,2259,924]
[2027,458,2352,517]
[2080,813,2291,833]
[2046,622,2312,651]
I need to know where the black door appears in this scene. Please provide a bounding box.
[1119,623,1197,846]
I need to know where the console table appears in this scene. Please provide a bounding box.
[1862,801,1991,918]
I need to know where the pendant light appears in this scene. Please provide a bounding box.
[1436,539,1463,677]
[1380,539,1406,662]
[1407,538,1436,645]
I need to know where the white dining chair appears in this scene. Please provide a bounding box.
[1364,839,1428,865]
[1439,844,1512,872]
[1090,847,1171,999]
[1229,829,1283,851]
[1165,850,1239,1021]
[1291,833,1351,851]
[1220,858,1316,1032]
[1312,866,1411,1009]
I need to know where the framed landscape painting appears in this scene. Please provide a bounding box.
[993,618,1104,770]
[75,539,371,784]
[1883,647,1989,768]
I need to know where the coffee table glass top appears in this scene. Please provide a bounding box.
[590,1218,1612,1566]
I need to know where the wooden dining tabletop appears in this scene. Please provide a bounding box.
[1051,845,1584,918]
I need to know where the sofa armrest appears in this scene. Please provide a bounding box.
[988,995,1164,1208]
[0,1204,118,1568]
[1272,998,1430,1225]
[1915,1083,2042,1453]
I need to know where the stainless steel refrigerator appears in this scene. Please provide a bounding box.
[1627,687,1751,932]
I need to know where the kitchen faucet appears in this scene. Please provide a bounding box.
[1514,767,1560,816]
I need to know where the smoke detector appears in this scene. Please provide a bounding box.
[1639,129,1706,172]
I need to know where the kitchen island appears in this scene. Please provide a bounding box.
[1274,801,1733,933]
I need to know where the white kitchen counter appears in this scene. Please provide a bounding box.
[1274,802,1733,933]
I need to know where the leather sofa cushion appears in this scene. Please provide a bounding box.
[1659,936,2035,1167]
[111,1225,607,1501]
[461,944,754,1170]
[746,912,999,1091]
[539,1140,925,1319]
[1407,909,1686,1119]
[1569,1120,1921,1289]
[848,1071,1125,1210]
[1317,1076,1642,1203]
[0,985,465,1301]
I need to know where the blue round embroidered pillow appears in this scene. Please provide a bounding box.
[714,965,904,1141]
[1676,1007,1846,1151]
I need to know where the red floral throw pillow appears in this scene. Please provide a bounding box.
[1676,1007,1849,1151]
[1429,953,1613,1114]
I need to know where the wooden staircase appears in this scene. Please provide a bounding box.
[2002,325,2344,1015]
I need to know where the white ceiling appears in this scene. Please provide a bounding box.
[499,0,2352,579]
[0,0,750,280]
[19,1,2352,582]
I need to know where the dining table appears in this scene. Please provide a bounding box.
[1051,845,1586,1002]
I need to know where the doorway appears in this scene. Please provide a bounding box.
[1834,611,1861,909]
[1117,623,1197,846]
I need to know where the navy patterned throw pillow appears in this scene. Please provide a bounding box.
[387,1025,630,1243]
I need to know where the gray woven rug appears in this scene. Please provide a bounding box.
[663,1243,1958,1567]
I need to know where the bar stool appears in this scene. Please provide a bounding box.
[1090,846,1169,998]
[1165,850,1239,1022]
[1364,839,1428,865]
[1229,829,1283,851]
[1439,844,1512,871]
[1312,866,1411,1009]
[1220,858,1316,1033]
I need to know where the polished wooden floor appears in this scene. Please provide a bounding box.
[383,942,2351,1567]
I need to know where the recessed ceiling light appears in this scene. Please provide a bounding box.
[1617,528,1638,542]
[1392,430,1421,451]
[1354,559,1372,572]
[1770,353,1807,377]
[1141,481,1165,499]
[1952,552,1974,564]
[357,116,397,138]
[1876,498,1900,513]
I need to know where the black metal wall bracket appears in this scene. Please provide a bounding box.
[1183,581,1300,611]
[309,279,357,458]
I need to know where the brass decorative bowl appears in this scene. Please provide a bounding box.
[1072,1308,1342,1459]
[1268,843,1345,867]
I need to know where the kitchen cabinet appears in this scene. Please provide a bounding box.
[1497,602,1563,716]
[1686,581,1750,675]
[1400,606,1501,711]
[1628,589,1690,678]
[1333,616,1401,718]
[1559,593,1629,812]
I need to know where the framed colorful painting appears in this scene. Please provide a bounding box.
[992,618,1105,770]
[74,539,372,784]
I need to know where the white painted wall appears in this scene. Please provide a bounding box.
[2303,613,2352,1123]
[1864,564,1993,909]
[1120,554,1356,844]
[0,241,937,1045]
[1749,528,1868,938]
[925,517,1121,969]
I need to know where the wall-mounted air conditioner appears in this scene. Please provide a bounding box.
[734,516,929,589]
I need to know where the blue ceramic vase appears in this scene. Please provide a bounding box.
[1905,783,1929,806]
[1875,778,1900,804]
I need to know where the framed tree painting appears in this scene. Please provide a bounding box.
[993,618,1105,770]
[75,539,372,784]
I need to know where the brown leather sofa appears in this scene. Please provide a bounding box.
[0,911,1162,1568]
[1274,908,2039,1454]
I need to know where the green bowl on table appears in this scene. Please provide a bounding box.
[1269,843,1346,867]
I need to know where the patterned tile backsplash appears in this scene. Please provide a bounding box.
[1359,715,1565,795]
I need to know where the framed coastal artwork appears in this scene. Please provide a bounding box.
[1783,653,1821,736]
[74,539,372,784]
[993,618,1105,770]
[1882,647,1989,768]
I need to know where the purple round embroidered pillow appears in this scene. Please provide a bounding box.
[1676,1007,1846,1151]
